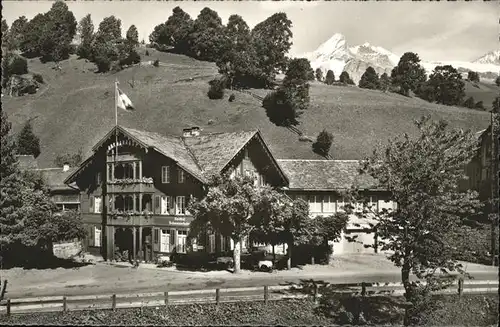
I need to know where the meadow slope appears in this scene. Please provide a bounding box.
[1,48,493,168]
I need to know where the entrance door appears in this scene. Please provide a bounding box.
[160,229,170,253]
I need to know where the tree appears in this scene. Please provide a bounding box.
[463,96,475,109]
[390,52,427,96]
[188,175,270,273]
[39,0,77,62]
[263,58,311,127]
[426,65,465,106]
[207,78,225,99]
[90,16,122,72]
[216,14,262,88]
[495,76,500,87]
[312,129,334,158]
[351,115,481,325]
[126,25,139,45]
[325,70,335,85]
[493,96,500,113]
[150,7,194,55]
[17,120,41,158]
[76,14,94,59]
[7,16,28,51]
[0,110,18,179]
[1,19,9,48]
[467,71,480,83]
[189,7,226,62]
[20,14,48,56]
[379,72,391,92]
[358,66,380,89]
[252,12,293,86]
[315,68,323,82]
[339,71,354,85]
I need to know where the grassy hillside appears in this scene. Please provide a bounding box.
[464,80,500,111]
[1,48,492,168]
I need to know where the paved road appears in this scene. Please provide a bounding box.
[5,264,498,299]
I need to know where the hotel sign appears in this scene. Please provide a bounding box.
[167,217,190,226]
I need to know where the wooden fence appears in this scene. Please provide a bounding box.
[1,280,497,315]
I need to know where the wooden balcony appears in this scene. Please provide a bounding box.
[107,178,155,193]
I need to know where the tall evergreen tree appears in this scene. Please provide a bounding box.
[391,52,427,96]
[17,120,41,158]
[339,71,354,85]
[76,14,94,59]
[358,66,380,89]
[325,70,335,85]
[20,13,49,57]
[467,71,480,83]
[0,110,18,178]
[379,72,391,92]
[315,68,323,82]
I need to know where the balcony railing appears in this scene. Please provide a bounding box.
[107,177,155,193]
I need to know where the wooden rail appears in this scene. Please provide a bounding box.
[1,280,497,315]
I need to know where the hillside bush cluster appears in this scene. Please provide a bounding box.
[1,52,30,91]
[207,78,225,99]
[150,7,292,89]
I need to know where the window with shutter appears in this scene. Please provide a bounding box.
[94,226,102,247]
[89,196,94,213]
[323,195,335,213]
[94,196,102,214]
[161,196,170,215]
[178,169,185,183]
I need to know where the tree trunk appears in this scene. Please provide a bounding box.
[233,238,241,274]
[287,242,292,270]
[402,261,412,326]
[272,245,276,264]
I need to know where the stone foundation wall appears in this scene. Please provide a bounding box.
[53,241,82,259]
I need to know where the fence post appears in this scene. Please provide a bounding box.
[458,278,464,297]
[264,285,269,304]
[63,296,67,312]
[313,284,318,303]
[112,294,116,310]
[0,280,7,301]
[361,282,367,297]
[6,299,10,316]
[164,291,169,306]
[216,288,220,305]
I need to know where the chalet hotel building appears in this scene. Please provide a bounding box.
[42,125,396,262]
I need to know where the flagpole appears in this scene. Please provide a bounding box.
[114,79,118,163]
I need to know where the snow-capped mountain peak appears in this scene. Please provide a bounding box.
[473,50,500,65]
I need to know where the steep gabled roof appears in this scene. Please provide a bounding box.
[182,130,257,177]
[121,126,205,182]
[34,168,78,191]
[66,125,289,185]
[277,159,379,191]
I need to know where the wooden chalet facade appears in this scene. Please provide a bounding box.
[64,126,288,261]
[277,160,395,254]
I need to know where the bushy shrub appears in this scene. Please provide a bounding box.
[32,73,44,84]
[312,129,333,157]
[207,78,225,100]
[145,50,150,56]
[119,49,141,66]
[228,93,235,102]
[153,59,160,67]
[9,55,28,75]
[110,61,123,73]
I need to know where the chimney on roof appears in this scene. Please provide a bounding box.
[183,127,201,137]
[62,162,70,172]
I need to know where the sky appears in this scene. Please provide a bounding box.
[2,0,499,62]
